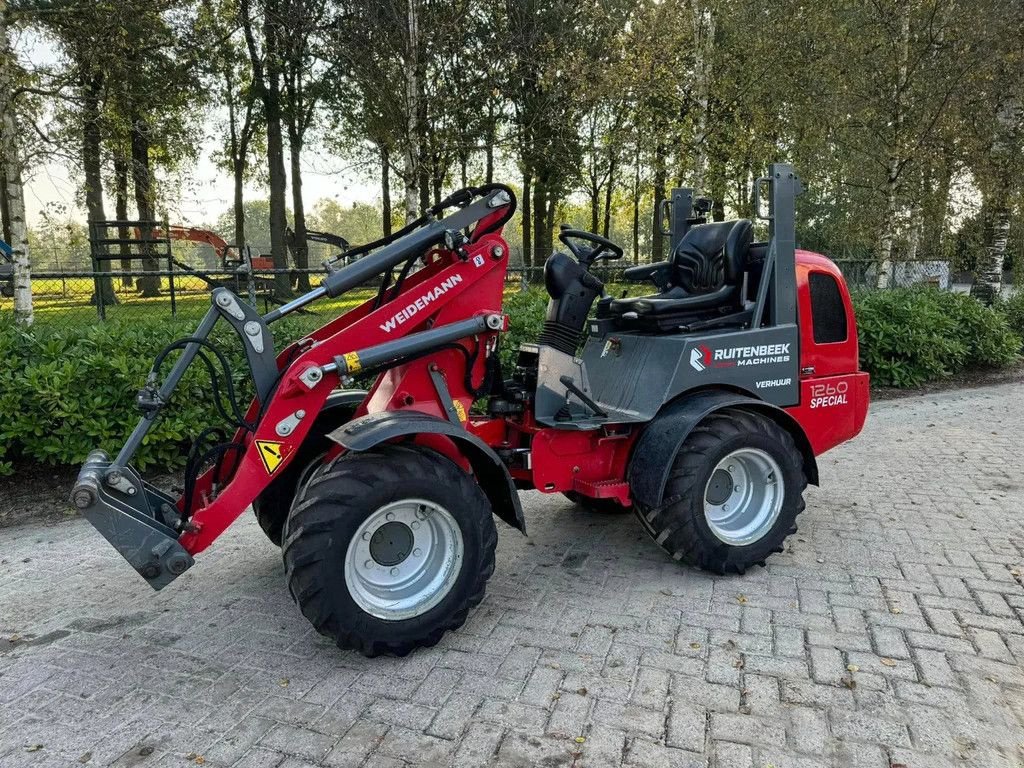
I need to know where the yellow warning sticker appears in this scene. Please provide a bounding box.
[452,399,467,423]
[343,351,362,372]
[255,440,287,474]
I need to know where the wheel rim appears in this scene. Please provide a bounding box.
[703,448,784,546]
[344,498,464,621]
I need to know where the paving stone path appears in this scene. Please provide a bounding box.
[1,383,1023,767]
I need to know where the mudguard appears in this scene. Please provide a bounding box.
[628,390,818,510]
[328,410,526,534]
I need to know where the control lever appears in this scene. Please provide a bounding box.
[558,375,607,418]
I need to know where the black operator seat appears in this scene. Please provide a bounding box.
[604,219,753,327]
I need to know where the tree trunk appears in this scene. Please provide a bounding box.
[521,171,532,268]
[689,0,713,189]
[232,156,246,248]
[905,203,923,262]
[83,75,117,306]
[288,125,311,292]
[262,5,291,298]
[972,94,1021,303]
[485,130,494,184]
[876,2,910,289]
[544,193,556,264]
[240,0,289,297]
[0,7,32,325]
[403,0,421,224]
[224,58,246,251]
[971,194,1010,304]
[0,167,10,244]
[709,167,726,222]
[114,153,133,287]
[652,142,666,262]
[632,152,640,264]
[131,119,161,297]
[380,144,392,237]
[532,177,547,267]
[876,161,899,289]
[602,151,616,238]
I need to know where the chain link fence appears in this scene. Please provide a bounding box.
[1,255,963,330]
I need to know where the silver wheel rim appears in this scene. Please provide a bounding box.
[703,448,784,546]
[344,498,463,621]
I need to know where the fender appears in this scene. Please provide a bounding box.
[328,410,526,534]
[628,390,818,510]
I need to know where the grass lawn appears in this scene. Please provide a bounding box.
[0,274,551,332]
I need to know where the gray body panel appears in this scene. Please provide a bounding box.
[552,321,801,425]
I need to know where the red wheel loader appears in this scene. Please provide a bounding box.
[72,165,868,656]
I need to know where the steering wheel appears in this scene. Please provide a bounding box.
[558,225,624,268]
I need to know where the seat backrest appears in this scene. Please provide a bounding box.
[672,219,752,293]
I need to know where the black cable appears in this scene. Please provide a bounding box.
[182,441,245,520]
[386,252,420,304]
[151,337,253,430]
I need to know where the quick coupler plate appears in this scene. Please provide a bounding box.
[71,450,194,590]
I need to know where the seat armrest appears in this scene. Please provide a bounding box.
[623,261,672,289]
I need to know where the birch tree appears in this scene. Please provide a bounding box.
[0,0,31,324]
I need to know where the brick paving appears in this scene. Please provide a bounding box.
[1,383,1024,768]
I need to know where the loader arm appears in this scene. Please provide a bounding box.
[73,185,517,589]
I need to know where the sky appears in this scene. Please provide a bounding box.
[23,135,382,229]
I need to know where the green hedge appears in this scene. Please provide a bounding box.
[998,290,1024,341]
[1,286,1020,474]
[854,289,1021,387]
[0,315,309,475]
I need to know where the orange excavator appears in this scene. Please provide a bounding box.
[138,225,276,272]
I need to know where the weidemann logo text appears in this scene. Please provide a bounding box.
[379,274,464,332]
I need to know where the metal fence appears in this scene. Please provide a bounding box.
[0,256,960,330]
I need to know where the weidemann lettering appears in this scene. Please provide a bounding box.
[379,274,464,332]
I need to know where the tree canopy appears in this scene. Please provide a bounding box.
[3,0,1022,299]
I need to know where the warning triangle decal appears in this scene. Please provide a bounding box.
[255,440,288,474]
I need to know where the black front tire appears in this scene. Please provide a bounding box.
[635,409,806,575]
[253,399,361,545]
[282,446,497,657]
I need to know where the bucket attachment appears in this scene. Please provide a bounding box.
[71,450,193,590]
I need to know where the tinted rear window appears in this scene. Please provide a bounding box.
[808,272,847,344]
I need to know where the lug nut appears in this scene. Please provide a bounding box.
[386,512,395,522]
[362,531,371,541]
[411,521,420,530]
[364,560,373,569]
[413,548,422,557]
[390,568,399,576]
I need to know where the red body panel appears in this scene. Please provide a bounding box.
[784,250,870,455]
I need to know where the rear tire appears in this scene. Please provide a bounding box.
[563,492,632,514]
[635,409,806,575]
[282,446,497,656]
